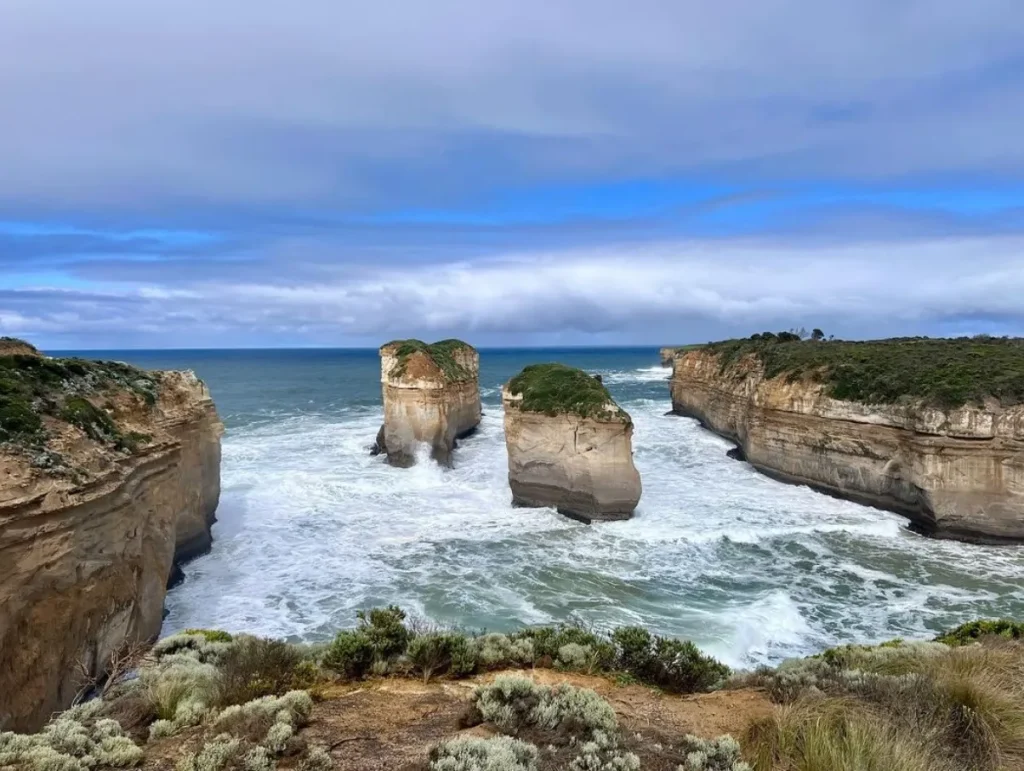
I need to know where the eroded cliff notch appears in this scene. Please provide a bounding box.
[503,363,642,522]
[0,340,223,730]
[373,339,481,467]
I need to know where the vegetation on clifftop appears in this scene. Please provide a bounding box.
[698,334,1024,408]
[0,338,159,458]
[507,362,629,421]
[3,610,1021,771]
[385,339,476,382]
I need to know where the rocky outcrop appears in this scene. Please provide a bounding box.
[373,340,481,467]
[671,348,1024,542]
[0,350,222,730]
[503,363,642,522]
[660,347,677,366]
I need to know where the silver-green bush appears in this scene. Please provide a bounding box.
[677,734,750,771]
[472,676,617,736]
[429,735,539,771]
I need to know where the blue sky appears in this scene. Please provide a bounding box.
[1,0,1023,349]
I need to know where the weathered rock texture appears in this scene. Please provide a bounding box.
[0,362,222,731]
[374,340,481,467]
[503,367,641,522]
[671,349,1024,542]
[660,347,677,367]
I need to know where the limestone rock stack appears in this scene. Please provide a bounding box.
[503,363,642,522]
[374,339,481,467]
[0,342,223,730]
[671,344,1024,542]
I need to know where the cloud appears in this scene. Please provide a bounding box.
[2,0,1023,216]
[7,235,1024,349]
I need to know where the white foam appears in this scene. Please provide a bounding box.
[164,395,1024,661]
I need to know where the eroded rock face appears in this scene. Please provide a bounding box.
[660,347,677,367]
[0,363,222,730]
[671,349,1024,542]
[374,340,481,467]
[502,368,641,522]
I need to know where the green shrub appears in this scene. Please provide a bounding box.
[569,729,640,771]
[429,735,538,771]
[214,636,309,707]
[477,634,535,669]
[175,733,242,771]
[510,625,605,660]
[610,627,730,693]
[935,619,1024,647]
[321,630,375,679]
[676,734,750,771]
[408,633,478,682]
[556,642,615,675]
[472,676,617,737]
[356,605,411,659]
[0,398,43,440]
[0,715,144,771]
[299,745,335,771]
[387,339,476,383]
[184,629,235,644]
[506,363,629,421]
[60,397,120,442]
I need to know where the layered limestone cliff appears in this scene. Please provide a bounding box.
[671,345,1024,542]
[0,344,223,730]
[660,347,677,367]
[373,339,481,467]
[503,363,642,522]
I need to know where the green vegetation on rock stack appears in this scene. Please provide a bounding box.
[0,338,159,453]
[507,362,628,421]
[387,338,475,382]
[702,334,1024,409]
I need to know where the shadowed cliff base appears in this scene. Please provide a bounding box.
[670,335,1024,544]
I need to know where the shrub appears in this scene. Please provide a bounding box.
[610,627,729,693]
[212,691,313,740]
[510,625,605,660]
[214,636,309,707]
[935,619,1024,647]
[176,733,243,771]
[0,715,144,771]
[322,630,375,679]
[408,633,478,682]
[477,634,535,669]
[472,676,617,738]
[356,605,411,659]
[506,363,629,421]
[676,735,750,771]
[298,745,334,771]
[569,729,639,771]
[556,643,615,675]
[184,629,235,644]
[429,735,539,771]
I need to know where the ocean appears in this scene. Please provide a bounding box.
[65,347,1024,668]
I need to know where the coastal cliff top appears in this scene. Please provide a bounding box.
[0,338,212,485]
[506,362,630,421]
[381,338,477,382]
[694,334,1024,409]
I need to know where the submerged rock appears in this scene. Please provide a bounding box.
[502,363,642,522]
[374,339,481,467]
[0,341,223,730]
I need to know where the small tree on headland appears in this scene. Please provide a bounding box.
[811,328,825,341]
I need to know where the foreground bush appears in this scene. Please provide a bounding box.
[429,735,538,771]
[0,715,143,771]
[471,675,618,737]
[611,626,730,692]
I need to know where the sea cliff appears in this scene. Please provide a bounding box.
[0,343,222,730]
[374,339,481,467]
[670,337,1024,542]
[503,363,641,521]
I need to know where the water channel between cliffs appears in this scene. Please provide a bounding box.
[139,347,1024,669]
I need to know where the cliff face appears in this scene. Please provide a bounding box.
[671,349,1024,542]
[375,340,481,467]
[0,355,223,731]
[502,364,641,522]
[659,347,676,367]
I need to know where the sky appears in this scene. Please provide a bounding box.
[1,0,1023,349]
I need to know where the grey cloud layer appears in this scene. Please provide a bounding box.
[6,236,1023,348]
[2,0,1023,213]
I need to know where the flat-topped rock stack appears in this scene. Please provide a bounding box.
[502,363,642,522]
[374,339,482,467]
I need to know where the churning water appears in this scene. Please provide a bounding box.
[77,348,1024,668]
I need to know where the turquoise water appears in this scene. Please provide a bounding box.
[68,347,1024,667]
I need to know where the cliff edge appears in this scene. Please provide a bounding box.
[503,363,642,522]
[0,341,223,730]
[670,336,1024,542]
[373,339,481,467]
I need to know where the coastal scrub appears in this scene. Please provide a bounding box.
[507,363,629,421]
[385,339,476,382]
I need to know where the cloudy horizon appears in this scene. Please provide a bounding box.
[2,0,1023,349]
